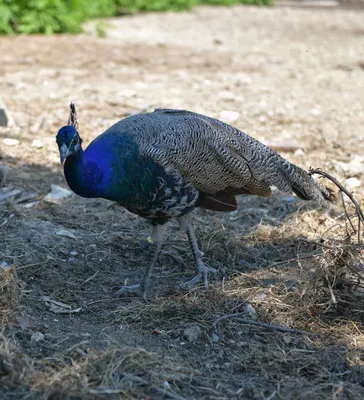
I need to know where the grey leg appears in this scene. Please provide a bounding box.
[177,216,217,288]
[114,224,166,300]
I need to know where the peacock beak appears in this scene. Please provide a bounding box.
[60,144,70,164]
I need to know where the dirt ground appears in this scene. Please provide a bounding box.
[1,5,364,400]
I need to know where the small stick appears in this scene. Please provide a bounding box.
[213,313,315,336]
[63,340,89,356]
[81,270,99,285]
[17,260,49,270]
[324,271,337,305]
[299,238,338,250]
[340,191,356,237]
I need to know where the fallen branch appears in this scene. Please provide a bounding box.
[309,168,364,244]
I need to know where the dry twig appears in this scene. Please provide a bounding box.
[309,168,364,243]
[213,312,316,337]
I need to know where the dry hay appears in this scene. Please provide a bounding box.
[1,195,363,399]
[112,201,364,399]
[0,266,21,324]
[0,337,197,400]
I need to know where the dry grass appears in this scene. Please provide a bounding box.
[1,177,363,400]
[0,335,198,399]
[0,266,21,324]
[111,203,364,399]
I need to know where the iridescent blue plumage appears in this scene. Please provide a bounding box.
[57,126,198,225]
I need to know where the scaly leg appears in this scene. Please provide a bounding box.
[177,216,217,288]
[114,224,166,300]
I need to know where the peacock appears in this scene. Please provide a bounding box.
[56,103,334,299]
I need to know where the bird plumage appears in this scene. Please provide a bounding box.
[56,104,334,298]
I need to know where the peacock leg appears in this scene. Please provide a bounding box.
[114,224,166,300]
[177,216,217,288]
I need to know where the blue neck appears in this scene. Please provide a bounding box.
[64,148,103,198]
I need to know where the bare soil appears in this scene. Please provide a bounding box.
[0,5,364,400]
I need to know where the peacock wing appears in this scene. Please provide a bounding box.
[137,109,286,199]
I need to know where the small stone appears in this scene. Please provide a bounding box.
[212,333,220,343]
[31,139,44,148]
[183,325,202,343]
[43,184,73,204]
[219,110,240,123]
[283,196,297,203]
[3,138,19,146]
[294,148,305,157]
[118,89,136,98]
[31,332,44,343]
[345,177,361,191]
[23,201,39,208]
[1,261,9,270]
[311,108,321,116]
[70,251,78,256]
[244,303,257,320]
[336,155,363,176]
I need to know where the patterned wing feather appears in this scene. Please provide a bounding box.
[106,109,332,206]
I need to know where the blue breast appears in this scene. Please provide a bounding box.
[67,132,199,221]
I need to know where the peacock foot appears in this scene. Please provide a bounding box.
[179,262,217,289]
[113,283,149,301]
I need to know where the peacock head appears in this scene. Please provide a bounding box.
[56,126,83,164]
[56,103,83,164]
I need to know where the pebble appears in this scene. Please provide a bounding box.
[310,107,321,116]
[283,196,297,203]
[183,325,202,343]
[118,89,136,98]
[244,303,257,320]
[43,184,73,204]
[212,333,220,343]
[31,332,44,343]
[345,177,361,191]
[294,148,305,157]
[336,155,363,176]
[3,138,19,146]
[70,251,78,256]
[31,139,44,148]
[1,261,9,269]
[219,110,240,123]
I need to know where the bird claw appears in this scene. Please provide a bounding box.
[113,283,149,301]
[179,263,217,289]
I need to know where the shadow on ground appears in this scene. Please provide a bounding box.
[1,155,363,399]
